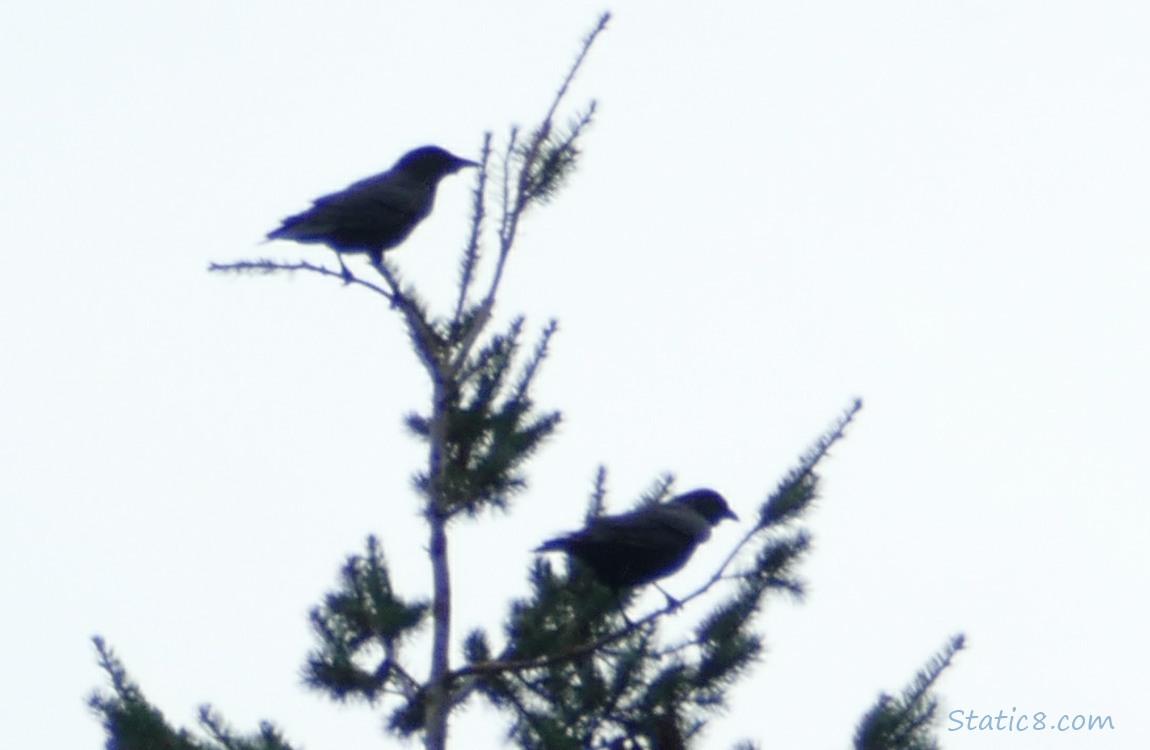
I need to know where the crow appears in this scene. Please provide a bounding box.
[266,145,478,267]
[535,489,738,590]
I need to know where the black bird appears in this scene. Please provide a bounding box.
[266,145,478,266]
[535,489,738,589]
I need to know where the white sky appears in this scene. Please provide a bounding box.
[2,2,1147,748]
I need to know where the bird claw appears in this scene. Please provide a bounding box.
[655,584,681,611]
[332,254,355,284]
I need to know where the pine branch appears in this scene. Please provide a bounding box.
[467,401,866,748]
[490,12,609,295]
[89,638,299,750]
[453,133,493,323]
[208,258,394,300]
[853,635,966,750]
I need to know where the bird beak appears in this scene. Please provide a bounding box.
[725,508,739,522]
[454,157,480,170]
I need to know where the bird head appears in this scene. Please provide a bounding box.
[674,489,738,526]
[397,146,479,180]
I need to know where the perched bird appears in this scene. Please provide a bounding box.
[535,489,738,589]
[266,145,478,266]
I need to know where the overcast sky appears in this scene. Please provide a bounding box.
[2,2,1146,748]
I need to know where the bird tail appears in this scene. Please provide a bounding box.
[534,538,569,553]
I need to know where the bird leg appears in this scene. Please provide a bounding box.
[331,251,355,283]
[613,589,636,627]
[654,583,681,611]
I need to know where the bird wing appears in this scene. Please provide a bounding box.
[577,503,710,551]
[310,171,430,219]
[546,504,711,587]
[268,171,434,251]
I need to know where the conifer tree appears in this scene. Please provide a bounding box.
[90,14,964,750]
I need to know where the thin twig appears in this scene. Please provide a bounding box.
[542,13,610,127]
[487,12,609,301]
[453,134,492,324]
[208,259,395,300]
[451,599,664,681]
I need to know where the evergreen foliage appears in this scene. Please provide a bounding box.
[89,13,964,750]
[853,636,967,750]
[452,405,858,749]
[302,535,429,703]
[89,637,297,750]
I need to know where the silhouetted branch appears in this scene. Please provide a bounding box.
[208,259,394,300]
[454,134,493,323]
